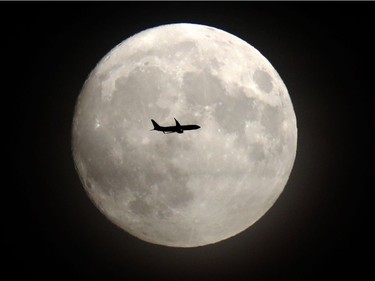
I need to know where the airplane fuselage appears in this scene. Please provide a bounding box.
[155,124,200,134]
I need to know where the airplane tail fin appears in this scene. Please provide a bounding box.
[151,119,161,130]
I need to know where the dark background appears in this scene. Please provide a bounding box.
[6,2,372,281]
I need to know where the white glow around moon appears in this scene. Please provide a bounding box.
[72,23,297,247]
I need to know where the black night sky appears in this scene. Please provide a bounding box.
[7,2,372,281]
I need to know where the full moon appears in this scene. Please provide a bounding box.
[72,23,297,247]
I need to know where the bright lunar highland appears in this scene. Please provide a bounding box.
[72,23,297,247]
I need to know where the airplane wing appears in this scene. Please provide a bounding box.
[174,118,181,127]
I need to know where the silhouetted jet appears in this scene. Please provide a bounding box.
[151,118,200,134]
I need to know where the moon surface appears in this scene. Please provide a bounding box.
[72,23,297,247]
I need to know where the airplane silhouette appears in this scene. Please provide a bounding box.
[151,118,200,134]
